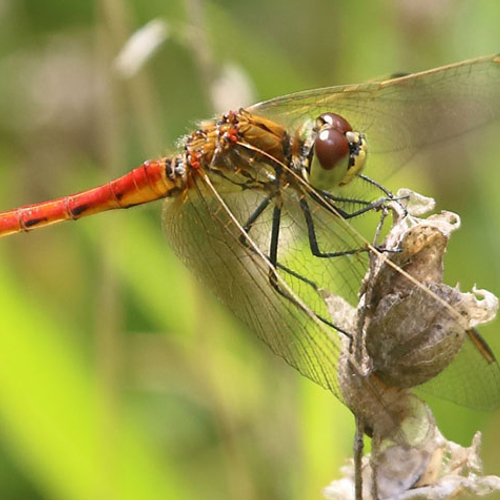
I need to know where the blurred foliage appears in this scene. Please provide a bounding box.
[0,0,500,499]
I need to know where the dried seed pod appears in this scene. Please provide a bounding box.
[364,213,497,389]
[328,192,500,499]
[365,223,468,388]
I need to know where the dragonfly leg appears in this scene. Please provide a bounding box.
[358,173,395,198]
[358,173,408,216]
[300,198,369,258]
[236,194,353,339]
[274,262,354,343]
[268,203,353,340]
[316,189,401,220]
[239,195,273,240]
[330,195,392,219]
[239,200,328,291]
[275,262,321,292]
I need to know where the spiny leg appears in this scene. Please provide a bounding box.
[267,203,352,339]
[241,195,273,234]
[301,196,401,266]
[358,173,408,215]
[238,191,396,291]
[316,190,395,219]
[299,198,370,259]
[238,195,352,338]
[236,193,353,339]
[239,194,332,293]
[358,173,395,198]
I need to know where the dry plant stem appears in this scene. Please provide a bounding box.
[354,417,365,500]
[370,434,380,500]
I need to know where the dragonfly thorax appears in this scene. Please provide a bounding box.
[179,109,367,198]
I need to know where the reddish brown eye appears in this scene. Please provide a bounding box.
[317,113,352,134]
[314,128,349,170]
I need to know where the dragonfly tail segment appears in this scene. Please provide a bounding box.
[0,158,182,237]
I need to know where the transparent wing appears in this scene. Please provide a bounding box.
[162,169,381,400]
[416,332,500,411]
[250,54,500,176]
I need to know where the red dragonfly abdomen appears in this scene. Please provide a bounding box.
[0,158,178,237]
[0,110,287,238]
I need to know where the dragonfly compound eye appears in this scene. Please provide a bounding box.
[315,112,352,134]
[309,112,364,190]
[314,128,349,171]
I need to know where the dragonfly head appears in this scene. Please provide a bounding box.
[308,112,367,190]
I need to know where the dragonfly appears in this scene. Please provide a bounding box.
[1,54,500,423]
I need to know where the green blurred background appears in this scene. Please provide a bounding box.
[0,0,500,499]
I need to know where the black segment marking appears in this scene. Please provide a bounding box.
[25,217,47,228]
[165,158,174,179]
[70,204,89,217]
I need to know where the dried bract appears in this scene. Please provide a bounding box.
[324,190,499,499]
